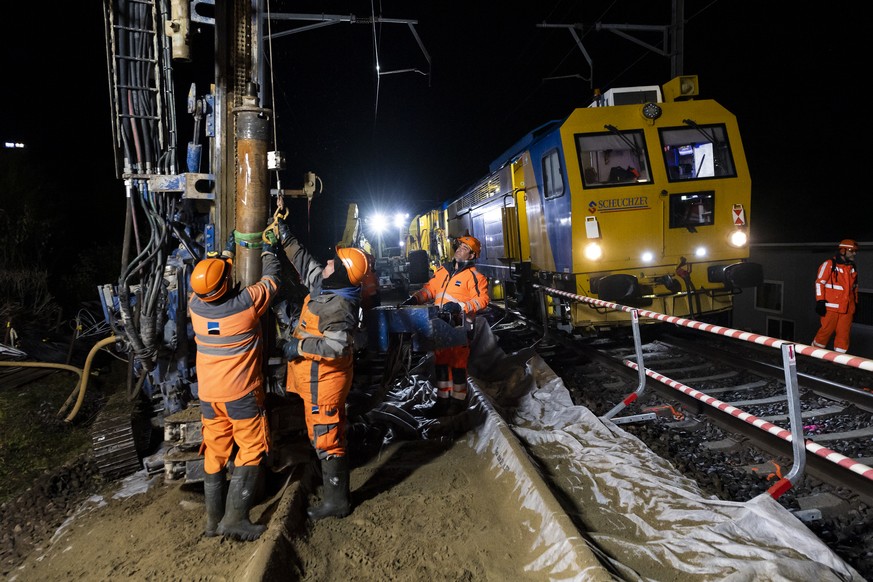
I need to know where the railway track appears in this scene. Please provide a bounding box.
[487,304,873,577]
[584,330,873,504]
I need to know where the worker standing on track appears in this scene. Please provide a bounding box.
[812,239,859,354]
[189,234,282,541]
[275,217,370,521]
[400,235,489,417]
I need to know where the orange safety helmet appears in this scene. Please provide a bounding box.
[191,257,232,302]
[335,247,369,286]
[456,235,481,258]
[839,239,859,253]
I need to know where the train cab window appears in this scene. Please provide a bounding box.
[659,124,736,182]
[542,149,565,199]
[669,190,715,229]
[575,130,652,189]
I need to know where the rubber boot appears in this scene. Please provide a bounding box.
[446,395,467,416]
[417,365,452,419]
[307,456,351,521]
[217,465,266,541]
[419,396,451,419]
[446,367,468,416]
[203,469,227,537]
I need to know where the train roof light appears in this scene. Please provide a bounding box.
[663,75,699,102]
[641,102,662,122]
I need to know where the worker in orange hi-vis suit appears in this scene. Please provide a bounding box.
[275,220,370,521]
[812,239,859,354]
[400,235,490,417]
[189,234,281,541]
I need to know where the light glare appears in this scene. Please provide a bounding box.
[369,213,387,234]
[729,230,748,247]
[584,242,602,260]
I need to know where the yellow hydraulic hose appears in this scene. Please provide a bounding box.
[1,335,122,422]
[62,335,118,422]
[0,359,83,378]
[0,360,84,415]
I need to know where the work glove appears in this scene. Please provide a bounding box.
[221,231,235,260]
[400,296,418,307]
[276,216,293,248]
[441,302,463,326]
[279,338,300,360]
[441,302,462,315]
[261,230,282,257]
[815,300,827,317]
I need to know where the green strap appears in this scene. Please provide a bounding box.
[235,230,264,250]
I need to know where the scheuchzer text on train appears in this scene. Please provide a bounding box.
[590,196,650,213]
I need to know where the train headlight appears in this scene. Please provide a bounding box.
[695,246,707,258]
[641,251,654,263]
[728,230,748,248]
[584,242,603,261]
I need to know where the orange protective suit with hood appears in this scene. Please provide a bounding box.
[812,253,858,353]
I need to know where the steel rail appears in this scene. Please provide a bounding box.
[490,302,873,506]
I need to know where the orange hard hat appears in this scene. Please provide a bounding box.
[457,235,481,258]
[839,239,859,252]
[191,257,232,302]
[336,247,369,286]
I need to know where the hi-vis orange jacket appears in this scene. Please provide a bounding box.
[189,253,281,403]
[815,257,858,314]
[282,233,360,458]
[281,233,360,369]
[412,259,489,321]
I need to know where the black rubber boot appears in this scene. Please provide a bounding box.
[203,469,227,537]
[447,370,468,416]
[307,456,351,521]
[446,397,467,416]
[419,397,451,419]
[217,465,266,541]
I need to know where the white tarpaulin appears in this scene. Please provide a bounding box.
[465,346,863,581]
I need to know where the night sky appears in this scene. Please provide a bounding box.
[1,2,867,256]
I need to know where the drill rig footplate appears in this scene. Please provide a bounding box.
[163,405,205,483]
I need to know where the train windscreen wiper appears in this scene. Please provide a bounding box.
[604,124,642,158]
[682,119,718,146]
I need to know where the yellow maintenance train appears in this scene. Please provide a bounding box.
[405,76,763,333]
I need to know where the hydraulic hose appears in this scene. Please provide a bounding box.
[62,335,118,423]
[0,360,83,376]
[0,360,83,406]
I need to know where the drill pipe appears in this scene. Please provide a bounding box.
[233,85,272,286]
